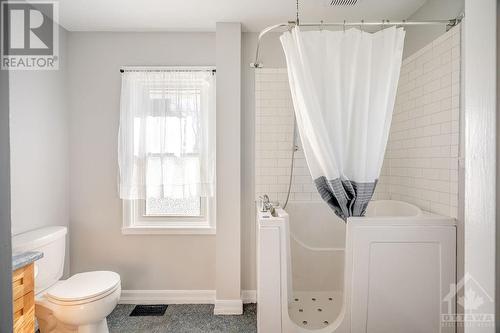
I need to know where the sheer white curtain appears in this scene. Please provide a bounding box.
[118,70,215,200]
[281,26,405,220]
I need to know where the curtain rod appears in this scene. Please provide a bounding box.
[120,66,216,73]
[250,15,464,68]
[299,20,453,27]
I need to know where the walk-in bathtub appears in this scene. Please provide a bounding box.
[257,200,456,333]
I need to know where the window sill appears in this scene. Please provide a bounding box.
[121,225,216,235]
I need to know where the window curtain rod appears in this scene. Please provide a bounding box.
[250,14,464,68]
[120,66,216,73]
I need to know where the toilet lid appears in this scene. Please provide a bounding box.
[46,271,120,302]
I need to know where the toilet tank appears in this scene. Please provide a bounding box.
[12,226,67,295]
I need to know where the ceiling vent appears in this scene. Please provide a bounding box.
[330,0,358,5]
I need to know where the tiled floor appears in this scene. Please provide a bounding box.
[289,291,342,330]
[107,303,257,333]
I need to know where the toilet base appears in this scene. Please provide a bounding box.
[77,319,109,333]
[38,312,109,333]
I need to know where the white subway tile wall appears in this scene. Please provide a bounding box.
[255,68,321,204]
[374,25,461,218]
[254,25,460,217]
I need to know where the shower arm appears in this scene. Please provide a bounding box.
[250,14,464,68]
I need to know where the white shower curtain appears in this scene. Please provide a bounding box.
[281,26,405,220]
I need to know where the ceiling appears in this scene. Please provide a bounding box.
[57,0,428,32]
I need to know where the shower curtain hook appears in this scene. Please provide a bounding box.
[320,20,324,32]
[360,19,364,32]
[343,20,346,33]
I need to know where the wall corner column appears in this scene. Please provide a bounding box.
[215,22,242,315]
[464,0,497,331]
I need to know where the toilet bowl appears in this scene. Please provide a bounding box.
[12,226,121,333]
[36,271,121,333]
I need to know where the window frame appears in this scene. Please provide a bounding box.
[143,195,205,218]
[121,66,216,235]
[122,196,216,235]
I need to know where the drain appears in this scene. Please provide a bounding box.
[130,304,168,317]
[312,298,316,301]
[324,321,329,325]
[328,297,333,301]
[302,321,308,325]
[299,309,303,312]
[317,308,323,312]
[295,298,299,301]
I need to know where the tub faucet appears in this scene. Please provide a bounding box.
[259,194,277,215]
[260,194,271,212]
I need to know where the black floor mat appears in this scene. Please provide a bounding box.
[129,304,168,316]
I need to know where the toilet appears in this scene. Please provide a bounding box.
[12,226,121,333]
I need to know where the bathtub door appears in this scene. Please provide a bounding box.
[348,224,456,333]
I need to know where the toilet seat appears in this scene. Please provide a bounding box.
[45,271,120,306]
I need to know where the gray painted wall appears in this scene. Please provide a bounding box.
[0,0,13,328]
[3,7,68,330]
[404,0,464,58]
[9,26,70,275]
[241,32,285,290]
[67,30,286,292]
[67,32,217,290]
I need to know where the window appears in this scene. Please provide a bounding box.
[119,67,216,234]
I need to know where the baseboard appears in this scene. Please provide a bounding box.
[213,299,243,315]
[241,289,256,303]
[120,290,215,304]
[120,289,256,305]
